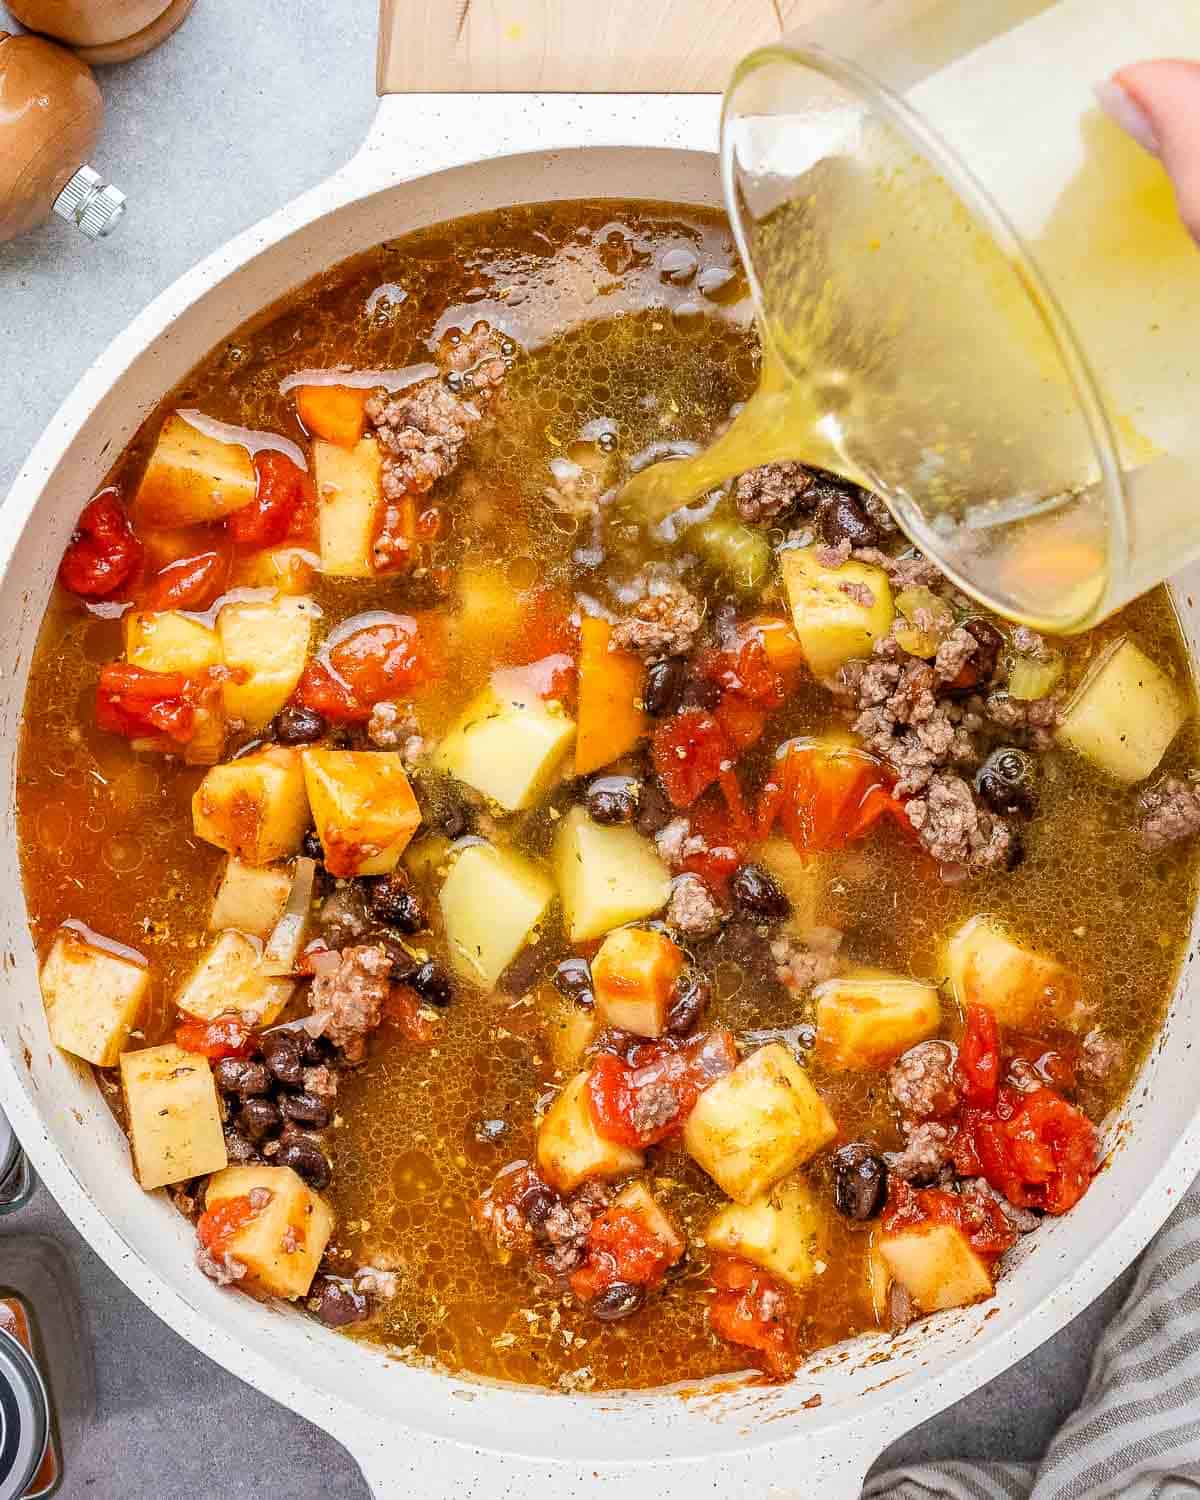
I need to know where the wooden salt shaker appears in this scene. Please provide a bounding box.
[0,31,124,242]
[5,0,195,65]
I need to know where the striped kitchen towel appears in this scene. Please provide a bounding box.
[865,1172,1200,1500]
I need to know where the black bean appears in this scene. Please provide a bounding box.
[833,1143,887,1220]
[260,1029,305,1087]
[308,1276,370,1328]
[818,492,881,550]
[222,1125,262,1165]
[666,972,710,1037]
[975,747,1037,817]
[301,829,324,862]
[214,1058,271,1097]
[238,1098,282,1142]
[275,1137,332,1190]
[730,863,791,922]
[384,942,419,985]
[634,778,673,838]
[591,1281,645,1321]
[368,873,426,933]
[642,659,685,718]
[553,956,594,1009]
[271,705,327,746]
[300,1032,331,1066]
[517,1181,558,1235]
[412,960,453,1007]
[941,616,1007,694]
[281,1091,331,1129]
[585,775,639,826]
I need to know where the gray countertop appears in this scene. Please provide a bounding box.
[0,2,1135,1493]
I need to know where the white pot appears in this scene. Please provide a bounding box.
[2,79,1198,1500]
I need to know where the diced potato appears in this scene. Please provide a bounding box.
[120,1043,227,1190]
[704,1177,826,1288]
[455,563,526,661]
[438,842,554,988]
[124,610,224,676]
[591,926,684,1038]
[1057,637,1186,784]
[134,413,257,527]
[554,806,671,943]
[574,616,646,776]
[433,673,576,812]
[216,596,317,729]
[180,682,228,768]
[536,1072,643,1193]
[314,437,383,578]
[780,546,894,677]
[192,746,310,865]
[300,749,421,877]
[538,990,600,1073]
[204,1164,334,1300]
[815,966,941,1069]
[758,838,828,938]
[613,1180,685,1263]
[943,915,1079,1029]
[229,545,318,596]
[176,930,292,1026]
[40,926,150,1068]
[209,858,292,939]
[295,384,368,448]
[878,1222,994,1312]
[683,1043,837,1204]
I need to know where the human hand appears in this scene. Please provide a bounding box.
[1096,61,1200,242]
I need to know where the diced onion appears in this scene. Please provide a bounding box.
[260,857,317,975]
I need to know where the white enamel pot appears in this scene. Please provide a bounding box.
[3,12,1200,1500]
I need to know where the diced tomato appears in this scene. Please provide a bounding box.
[1005,1032,1078,1092]
[142,549,230,611]
[954,1084,1096,1216]
[58,491,144,600]
[677,795,748,892]
[845,783,916,843]
[755,739,892,854]
[698,633,786,709]
[197,1194,262,1258]
[383,984,439,1045]
[95,663,197,742]
[586,1029,738,1148]
[881,1179,1017,1260]
[174,1013,257,1060]
[957,1004,1001,1109]
[228,451,316,549]
[569,1207,675,1303]
[652,710,731,809]
[715,693,769,753]
[708,1256,798,1381]
[296,616,441,722]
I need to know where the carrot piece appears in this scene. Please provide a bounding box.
[574,615,647,775]
[295,385,369,447]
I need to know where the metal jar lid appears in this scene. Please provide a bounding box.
[0,1324,48,1500]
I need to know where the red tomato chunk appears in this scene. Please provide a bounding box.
[708,1257,798,1381]
[569,1207,676,1303]
[586,1030,738,1148]
[228,451,316,549]
[95,663,197,743]
[142,549,229,611]
[296,617,440,722]
[58,491,143,600]
[174,1014,257,1060]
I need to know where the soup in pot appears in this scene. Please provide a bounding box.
[17,201,1200,1391]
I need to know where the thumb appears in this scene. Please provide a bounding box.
[1097,60,1200,242]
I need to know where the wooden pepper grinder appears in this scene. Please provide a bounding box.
[5,0,195,66]
[0,31,124,242]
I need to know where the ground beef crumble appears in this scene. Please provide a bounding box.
[196,1245,247,1286]
[885,1121,955,1183]
[904,770,1014,870]
[771,934,842,995]
[665,873,723,938]
[1137,776,1200,852]
[853,637,977,796]
[306,944,393,1064]
[366,698,418,749]
[889,1040,960,1121]
[734,461,815,524]
[610,577,703,662]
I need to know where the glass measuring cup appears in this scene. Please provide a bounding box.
[713,0,1200,633]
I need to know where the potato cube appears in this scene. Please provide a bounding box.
[1057,637,1186,784]
[538,991,600,1073]
[229,545,318,596]
[120,1043,228,1190]
[433,674,576,812]
[217,596,317,729]
[878,1222,994,1312]
[536,1072,643,1193]
[815,967,941,1069]
[780,546,894,677]
[176,930,292,1027]
[438,842,554,988]
[758,838,829,938]
[314,437,383,578]
[134,413,257,527]
[300,749,421,877]
[683,1043,837,1204]
[209,858,292,939]
[553,807,671,943]
[40,926,150,1068]
[124,610,224,676]
[204,1164,334,1300]
[943,915,1079,1029]
[591,926,684,1038]
[613,1181,685,1264]
[192,746,310,865]
[704,1177,826,1288]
